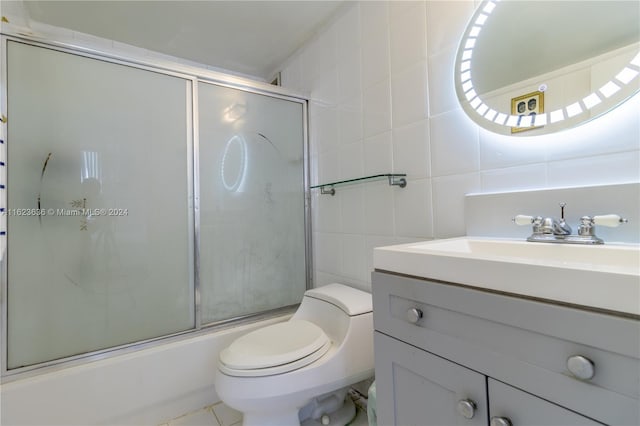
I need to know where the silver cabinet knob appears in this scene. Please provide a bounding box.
[490,417,512,426]
[406,307,423,324]
[567,355,595,380]
[456,399,477,419]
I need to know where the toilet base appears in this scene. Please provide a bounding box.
[300,391,356,426]
[241,396,355,426]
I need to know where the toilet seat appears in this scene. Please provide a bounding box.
[219,320,331,377]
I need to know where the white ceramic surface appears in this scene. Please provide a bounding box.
[374,237,640,316]
[214,284,374,426]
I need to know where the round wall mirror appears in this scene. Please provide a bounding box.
[454,0,640,136]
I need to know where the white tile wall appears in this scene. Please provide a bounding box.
[425,1,476,56]
[314,231,342,273]
[389,2,426,74]
[363,131,393,175]
[363,78,392,138]
[480,163,548,193]
[340,142,365,180]
[364,182,396,236]
[430,108,479,176]
[339,95,364,146]
[427,48,458,117]
[278,0,640,289]
[360,2,390,88]
[393,178,433,238]
[546,152,640,187]
[433,172,481,238]
[391,60,429,126]
[466,183,640,244]
[341,187,366,234]
[392,120,430,179]
[341,234,368,282]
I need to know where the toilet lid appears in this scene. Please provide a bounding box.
[219,320,330,371]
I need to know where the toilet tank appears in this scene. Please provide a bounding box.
[291,284,372,343]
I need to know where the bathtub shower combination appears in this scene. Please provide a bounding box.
[0,38,310,376]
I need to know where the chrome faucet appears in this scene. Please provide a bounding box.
[552,202,572,235]
[513,203,627,245]
[574,215,628,244]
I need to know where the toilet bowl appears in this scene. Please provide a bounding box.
[214,283,374,426]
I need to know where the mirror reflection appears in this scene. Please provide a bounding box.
[455,0,640,136]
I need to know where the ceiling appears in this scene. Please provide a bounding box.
[23,0,345,80]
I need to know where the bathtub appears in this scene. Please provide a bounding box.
[0,315,289,425]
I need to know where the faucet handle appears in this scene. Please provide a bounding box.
[559,202,567,220]
[578,215,628,241]
[592,214,628,228]
[513,215,534,226]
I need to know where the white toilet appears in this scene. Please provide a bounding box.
[214,283,374,426]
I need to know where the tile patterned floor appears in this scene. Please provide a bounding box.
[160,402,241,426]
[160,402,368,426]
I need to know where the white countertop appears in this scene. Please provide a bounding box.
[373,237,640,317]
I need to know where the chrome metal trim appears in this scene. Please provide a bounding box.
[1,305,297,383]
[3,36,197,83]
[201,303,297,331]
[302,100,313,290]
[0,31,308,102]
[187,77,199,329]
[192,78,202,329]
[195,79,310,304]
[197,75,307,105]
[1,35,9,376]
[0,33,311,379]
[0,37,199,376]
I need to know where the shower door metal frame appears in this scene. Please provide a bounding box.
[194,78,312,328]
[0,33,312,381]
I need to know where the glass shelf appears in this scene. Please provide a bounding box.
[310,174,407,195]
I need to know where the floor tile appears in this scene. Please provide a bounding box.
[168,407,220,426]
[211,403,242,426]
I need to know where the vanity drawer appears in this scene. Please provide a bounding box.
[372,271,640,425]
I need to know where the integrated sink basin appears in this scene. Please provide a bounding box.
[373,237,640,316]
[406,238,639,274]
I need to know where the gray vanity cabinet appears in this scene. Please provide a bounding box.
[372,271,640,426]
[374,332,487,426]
[374,332,602,426]
[488,379,601,426]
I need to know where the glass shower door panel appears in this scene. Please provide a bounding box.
[6,42,194,368]
[198,82,306,323]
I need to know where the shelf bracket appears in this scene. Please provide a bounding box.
[388,175,407,188]
[320,186,336,196]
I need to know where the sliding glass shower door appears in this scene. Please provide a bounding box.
[2,39,309,373]
[5,41,195,369]
[198,82,307,323]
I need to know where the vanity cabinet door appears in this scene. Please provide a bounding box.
[488,379,603,426]
[375,332,487,426]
